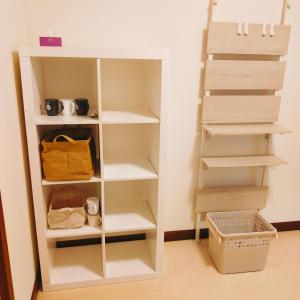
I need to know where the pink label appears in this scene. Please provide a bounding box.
[39,37,62,47]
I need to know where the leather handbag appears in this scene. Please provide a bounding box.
[41,134,94,181]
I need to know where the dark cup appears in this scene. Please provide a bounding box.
[75,98,89,116]
[45,99,63,116]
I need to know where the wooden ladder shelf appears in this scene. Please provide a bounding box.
[196,6,292,239]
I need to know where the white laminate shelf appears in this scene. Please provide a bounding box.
[102,110,159,124]
[50,245,103,285]
[201,155,287,168]
[42,175,101,186]
[103,158,158,181]
[203,124,291,136]
[35,115,99,125]
[105,240,155,278]
[105,199,156,233]
[46,225,102,239]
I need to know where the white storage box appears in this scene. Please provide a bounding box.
[207,210,277,274]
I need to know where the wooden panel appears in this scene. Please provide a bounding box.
[201,155,287,168]
[205,60,286,90]
[203,124,291,135]
[207,22,291,55]
[196,186,268,213]
[202,96,281,124]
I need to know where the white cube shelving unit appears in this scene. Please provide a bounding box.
[19,47,168,291]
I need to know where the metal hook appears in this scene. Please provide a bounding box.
[270,24,275,37]
[244,23,249,36]
[238,22,242,36]
[262,24,267,37]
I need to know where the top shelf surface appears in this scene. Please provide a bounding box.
[203,124,291,136]
[19,46,169,60]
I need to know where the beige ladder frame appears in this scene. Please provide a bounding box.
[195,0,292,240]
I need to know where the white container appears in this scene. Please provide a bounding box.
[87,214,101,227]
[86,197,100,215]
[207,210,277,274]
[60,99,75,116]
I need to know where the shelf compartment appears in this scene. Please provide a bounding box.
[46,225,102,239]
[103,158,158,181]
[30,57,99,118]
[102,110,159,124]
[201,155,287,168]
[105,199,156,233]
[105,240,155,278]
[42,175,101,186]
[203,124,291,136]
[50,244,103,284]
[35,115,99,125]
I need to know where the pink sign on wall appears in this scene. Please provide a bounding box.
[39,37,62,47]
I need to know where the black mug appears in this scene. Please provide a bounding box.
[75,98,89,116]
[45,99,63,116]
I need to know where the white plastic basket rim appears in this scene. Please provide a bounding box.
[207,210,277,241]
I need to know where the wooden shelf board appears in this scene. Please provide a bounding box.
[46,225,102,239]
[50,245,103,284]
[42,175,101,186]
[196,186,268,213]
[103,158,158,181]
[105,199,156,233]
[201,155,287,168]
[102,110,159,124]
[35,115,99,125]
[203,124,291,136]
[105,240,155,278]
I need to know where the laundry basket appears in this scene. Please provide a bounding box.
[207,210,277,274]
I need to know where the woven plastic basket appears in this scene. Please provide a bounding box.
[207,210,277,274]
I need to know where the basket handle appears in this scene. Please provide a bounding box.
[53,135,76,144]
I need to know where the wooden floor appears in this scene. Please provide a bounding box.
[37,231,300,300]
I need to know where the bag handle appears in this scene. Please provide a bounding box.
[53,135,76,144]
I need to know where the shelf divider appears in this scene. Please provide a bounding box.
[201,155,287,169]
[97,58,107,278]
[102,110,159,124]
[46,225,102,239]
[35,114,99,125]
[203,123,291,136]
[42,175,101,186]
[103,157,158,181]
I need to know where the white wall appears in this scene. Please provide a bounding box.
[0,1,37,300]
[24,0,300,230]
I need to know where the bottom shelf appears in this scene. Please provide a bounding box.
[50,244,103,284]
[106,240,155,278]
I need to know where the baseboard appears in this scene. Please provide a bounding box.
[164,229,208,241]
[272,221,300,232]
